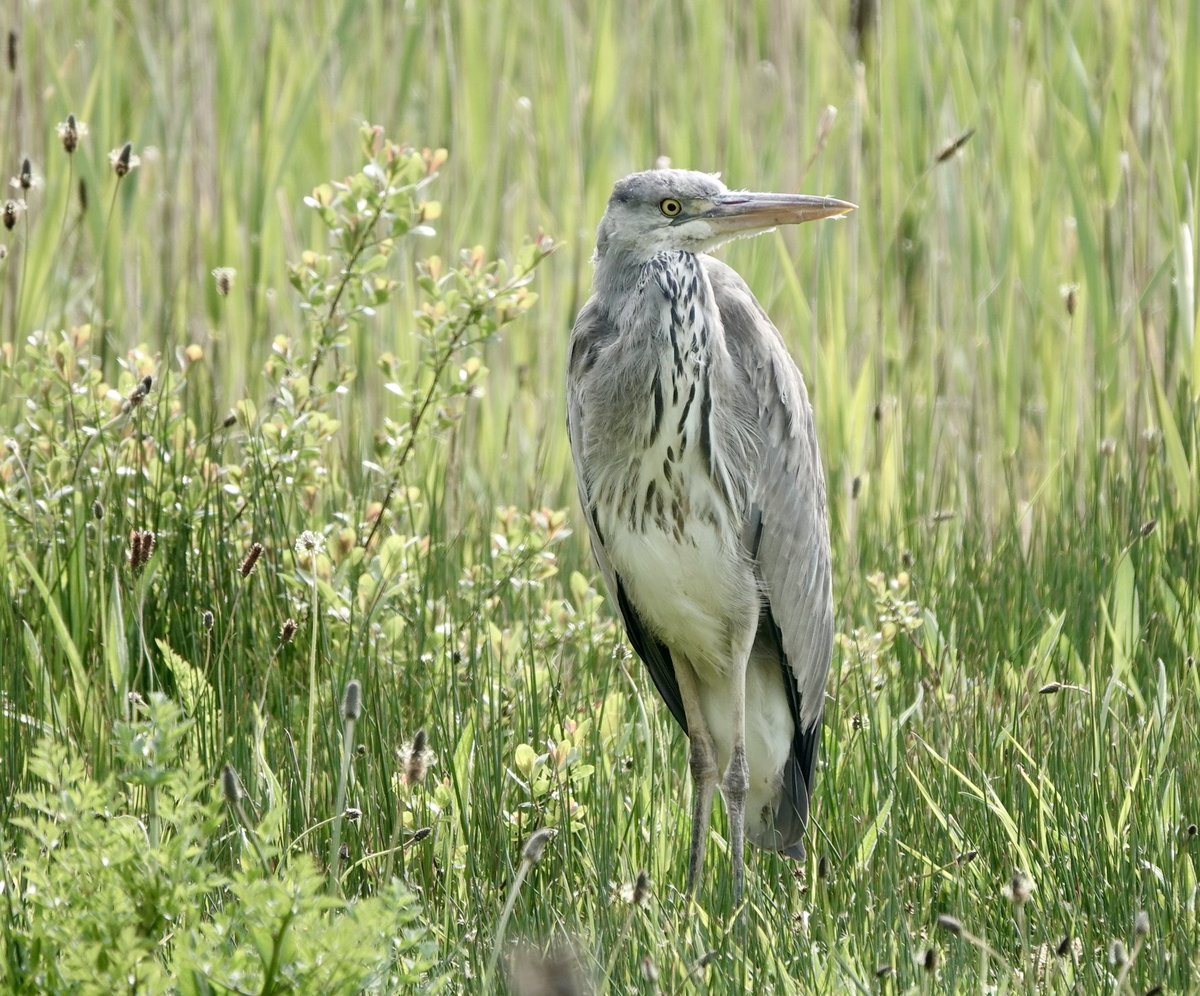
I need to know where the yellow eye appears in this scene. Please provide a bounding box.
[660,198,683,218]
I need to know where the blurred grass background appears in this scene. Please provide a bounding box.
[12,0,1199,517]
[2,0,1198,991]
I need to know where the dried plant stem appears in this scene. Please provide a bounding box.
[303,568,319,821]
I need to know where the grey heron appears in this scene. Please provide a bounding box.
[567,169,853,899]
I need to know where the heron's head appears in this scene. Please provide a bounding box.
[594,169,855,263]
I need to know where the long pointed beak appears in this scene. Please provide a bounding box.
[697,192,856,232]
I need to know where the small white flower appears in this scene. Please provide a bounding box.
[294,530,325,557]
[1001,871,1036,905]
[57,115,87,154]
[109,143,140,177]
[10,158,42,193]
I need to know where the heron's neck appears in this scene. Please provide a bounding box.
[646,251,716,361]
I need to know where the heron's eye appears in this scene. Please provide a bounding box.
[659,198,683,218]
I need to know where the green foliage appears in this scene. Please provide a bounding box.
[2,697,436,993]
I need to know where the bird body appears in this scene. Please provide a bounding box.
[568,170,852,897]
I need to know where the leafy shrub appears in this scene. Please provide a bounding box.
[2,696,438,993]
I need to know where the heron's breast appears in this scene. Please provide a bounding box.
[595,451,754,675]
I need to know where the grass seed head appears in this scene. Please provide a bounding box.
[410,826,432,845]
[922,947,938,973]
[129,529,156,572]
[1002,871,1035,905]
[521,826,556,866]
[17,158,32,191]
[280,618,298,644]
[342,679,362,721]
[123,375,152,413]
[110,143,140,178]
[937,914,962,935]
[1064,283,1078,316]
[3,200,20,230]
[139,530,156,566]
[6,31,14,72]
[934,127,976,163]
[221,764,241,805]
[1134,911,1150,938]
[212,266,236,296]
[202,609,214,631]
[239,542,264,577]
[295,529,325,563]
[58,114,86,154]
[621,869,652,906]
[401,729,430,786]
[633,869,651,905]
[1109,940,1127,967]
[92,500,104,520]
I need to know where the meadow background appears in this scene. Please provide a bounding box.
[1,0,1198,991]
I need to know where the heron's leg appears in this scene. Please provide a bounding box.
[723,641,751,902]
[674,656,717,895]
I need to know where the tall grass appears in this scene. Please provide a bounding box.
[1,0,1198,991]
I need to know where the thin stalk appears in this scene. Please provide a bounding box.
[380,782,412,885]
[303,568,320,821]
[1113,932,1146,993]
[327,680,360,894]
[224,765,271,876]
[485,828,556,991]
[88,176,124,378]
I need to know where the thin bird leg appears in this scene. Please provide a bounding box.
[674,656,718,895]
[723,644,751,902]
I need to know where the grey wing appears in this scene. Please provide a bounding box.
[566,299,689,732]
[705,258,834,735]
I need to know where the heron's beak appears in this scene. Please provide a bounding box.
[698,192,856,233]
